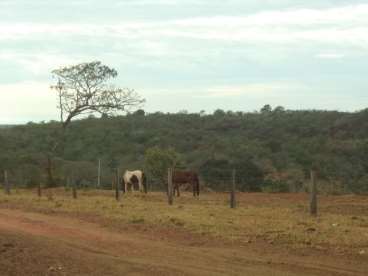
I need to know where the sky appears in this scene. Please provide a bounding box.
[0,0,367,123]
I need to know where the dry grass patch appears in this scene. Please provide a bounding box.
[0,189,367,255]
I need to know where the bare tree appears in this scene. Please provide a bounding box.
[46,61,144,187]
[51,61,145,129]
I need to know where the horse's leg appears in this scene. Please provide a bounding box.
[192,182,196,197]
[177,184,180,197]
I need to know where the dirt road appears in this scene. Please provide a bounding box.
[0,208,366,276]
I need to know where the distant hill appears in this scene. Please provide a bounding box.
[0,125,17,129]
[0,107,367,193]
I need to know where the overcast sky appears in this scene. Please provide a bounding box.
[0,0,367,123]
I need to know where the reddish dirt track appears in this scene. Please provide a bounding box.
[0,208,367,276]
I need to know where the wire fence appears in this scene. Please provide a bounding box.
[0,167,319,214]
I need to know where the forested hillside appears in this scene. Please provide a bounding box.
[1,106,368,193]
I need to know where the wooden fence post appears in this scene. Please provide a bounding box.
[4,170,10,195]
[122,173,126,194]
[148,177,152,193]
[230,169,236,208]
[72,175,77,199]
[37,183,42,197]
[167,168,173,205]
[310,170,317,216]
[97,159,101,189]
[115,168,120,201]
[72,185,77,199]
[143,174,148,194]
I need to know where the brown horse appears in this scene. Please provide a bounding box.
[172,170,200,197]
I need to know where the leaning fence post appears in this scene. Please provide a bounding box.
[167,168,173,205]
[4,170,10,195]
[230,169,236,208]
[309,170,317,216]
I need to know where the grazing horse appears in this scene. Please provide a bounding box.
[172,170,200,197]
[123,170,147,193]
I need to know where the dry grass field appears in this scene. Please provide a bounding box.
[0,189,367,275]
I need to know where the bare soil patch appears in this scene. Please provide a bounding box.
[0,206,367,276]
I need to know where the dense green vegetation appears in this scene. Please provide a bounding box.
[1,106,368,194]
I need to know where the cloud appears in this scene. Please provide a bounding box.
[0,51,81,76]
[0,0,228,7]
[141,82,307,98]
[1,4,368,48]
[115,0,188,6]
[316,53,346,59]
[195,82,305,98]
[0,82,58,123]
[172,5,368,28]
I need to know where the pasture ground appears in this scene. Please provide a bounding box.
[0,189,367,275]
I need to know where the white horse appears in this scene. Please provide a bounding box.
[123,170,147,193]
